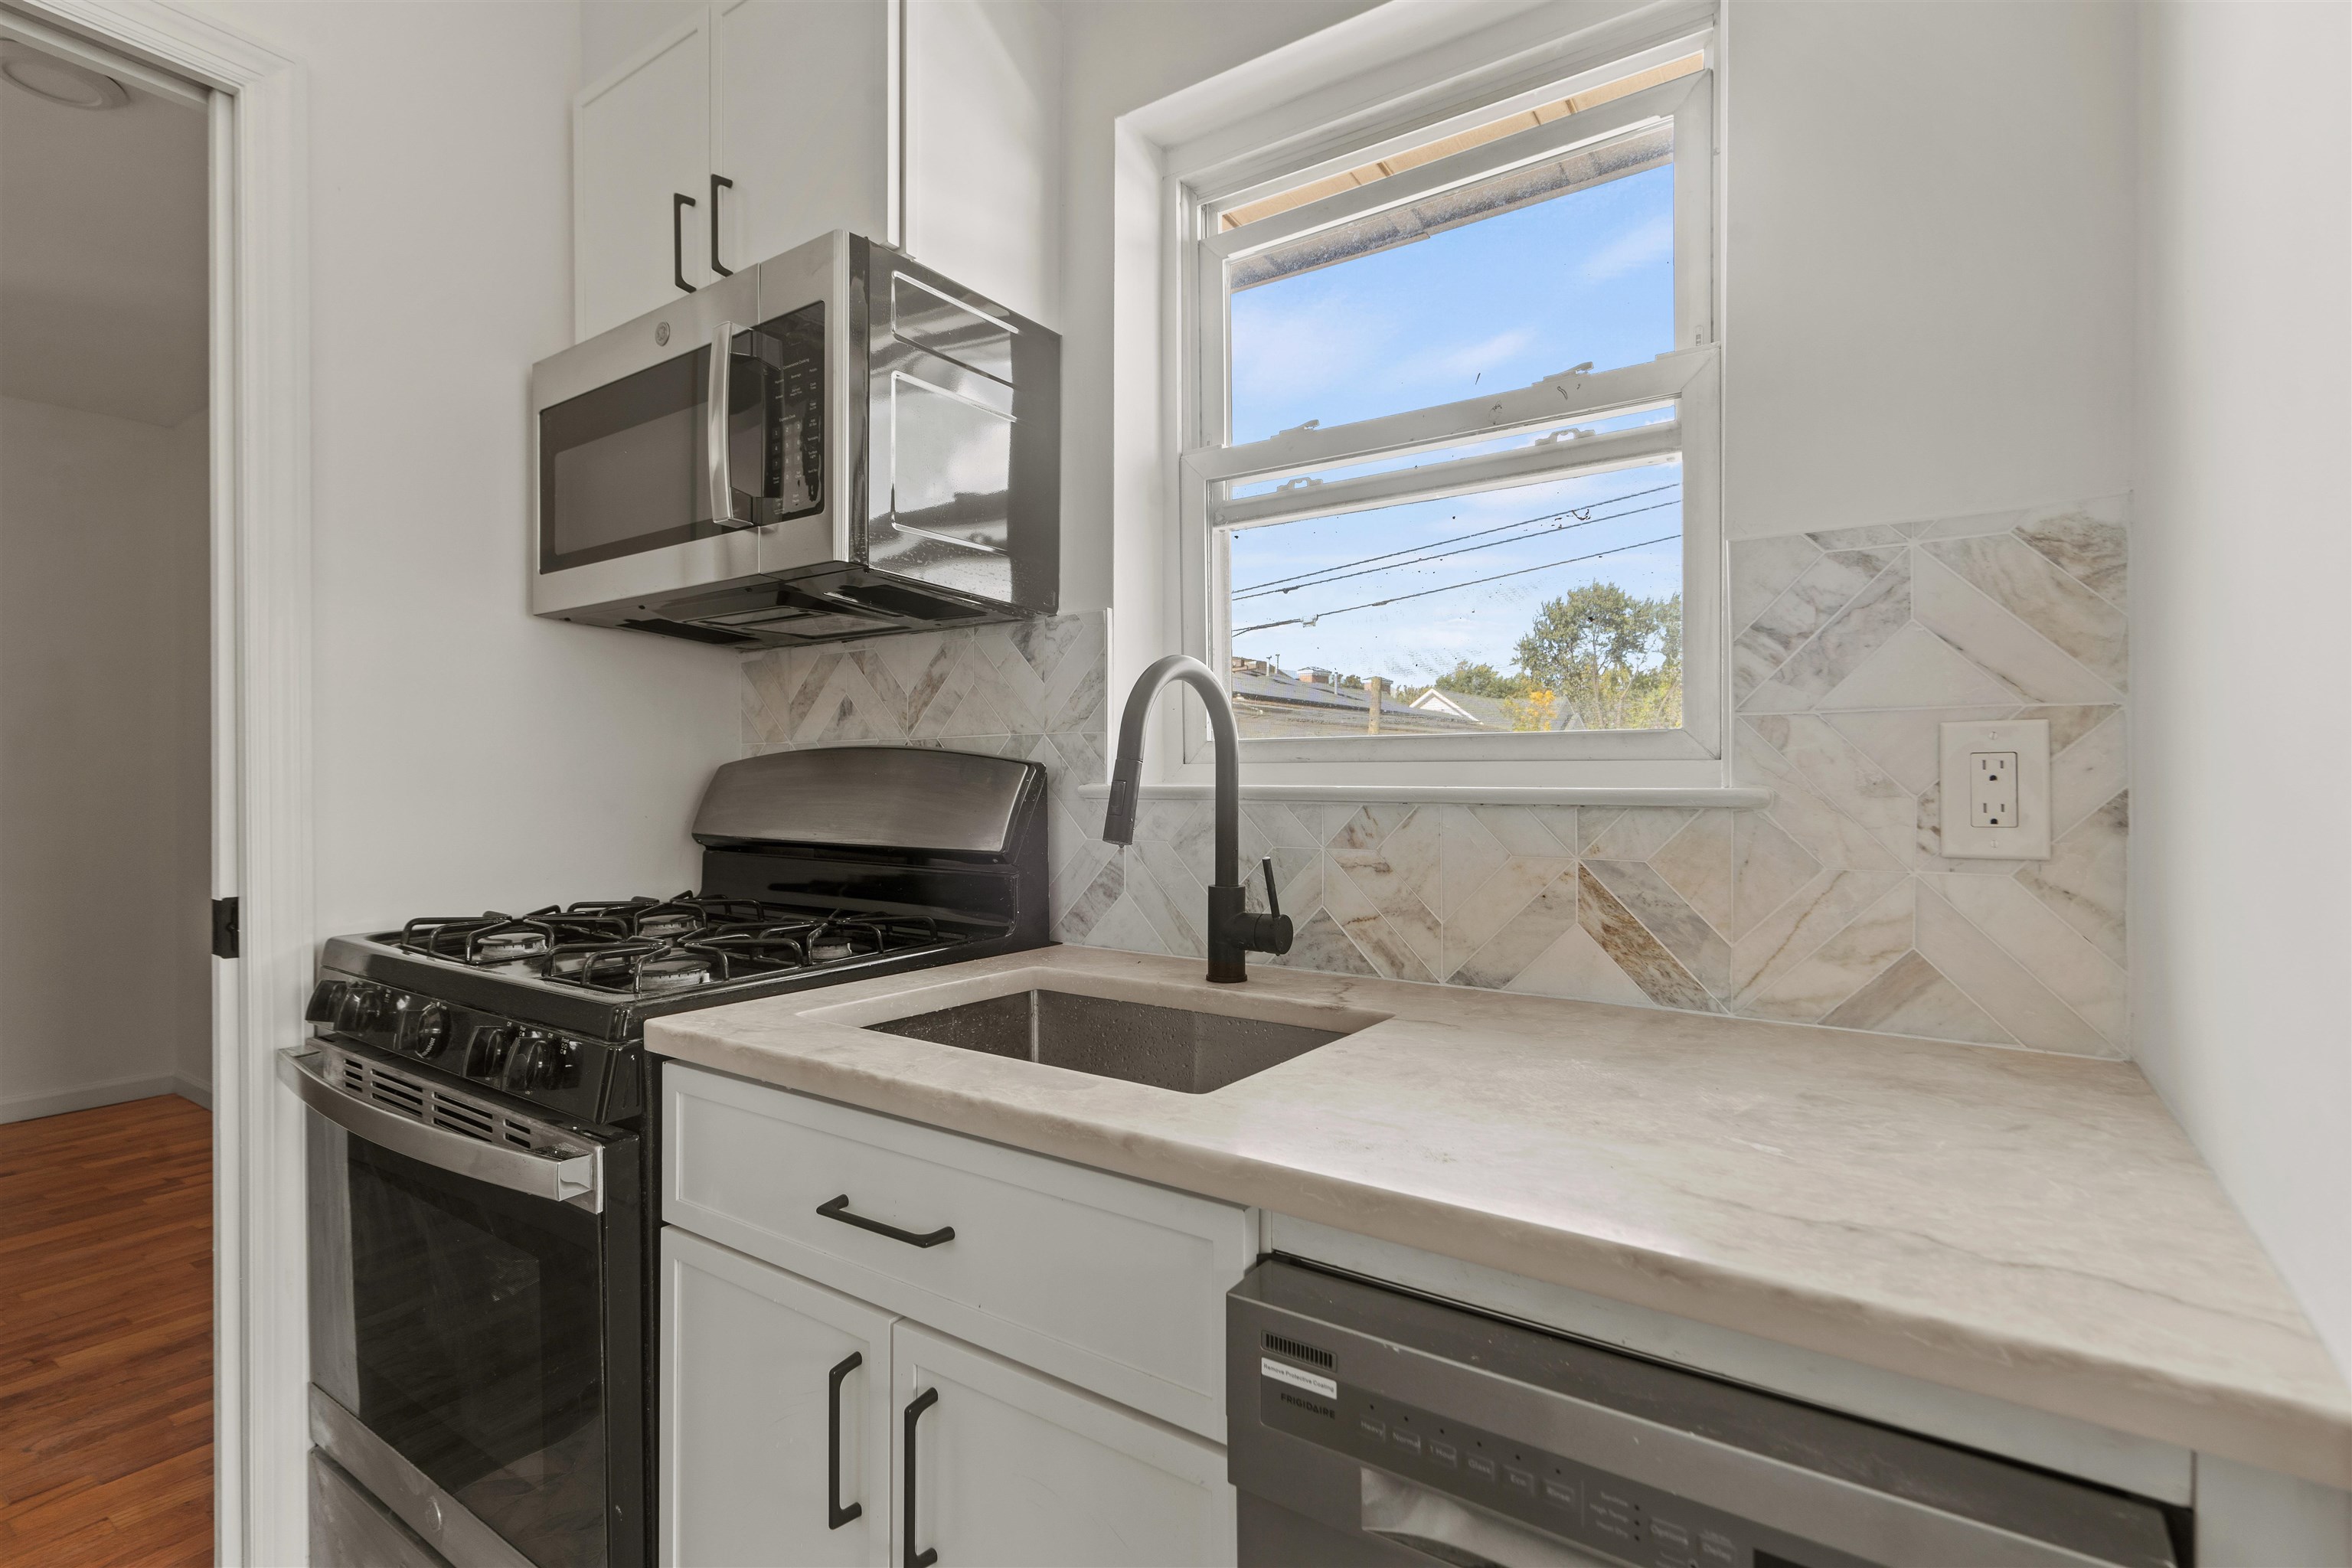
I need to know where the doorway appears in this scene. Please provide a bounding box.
[0,13,213,1563]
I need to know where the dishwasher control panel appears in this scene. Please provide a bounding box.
[1257,1349,1846,1568]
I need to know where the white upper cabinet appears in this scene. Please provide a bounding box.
[901,0,1061,324]
[711,0,896,274]
[574,15,714,340]
[574,1,1060,341]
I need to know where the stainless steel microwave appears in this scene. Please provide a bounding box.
[530,231,1058,648]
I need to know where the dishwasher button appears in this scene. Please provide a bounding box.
[1543,1478,1579,1511]
[1589,1493,1640,1541]
[1358,1416,1387,1441]
[1391,1429,1423,1455]
[1699,1530,1736,1563]
[1466,1455,1498,1481]
[1504,1467,1537,1497]
[1427,1440,1459,1468]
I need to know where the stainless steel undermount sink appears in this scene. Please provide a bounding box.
[866,988,1358,1093]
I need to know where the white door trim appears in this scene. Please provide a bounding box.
[15,3,315,1562]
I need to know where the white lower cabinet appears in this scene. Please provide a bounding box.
[664,1231,1234,1566]
[662,1228,893,1567]
[661,1068,1241,1566]
[892,1322,1234,1567]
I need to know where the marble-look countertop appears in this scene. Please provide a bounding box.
[648,946,2352,1491]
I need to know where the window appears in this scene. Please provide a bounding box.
[1174,34,1722,782]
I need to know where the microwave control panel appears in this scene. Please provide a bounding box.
[753,300,824,522]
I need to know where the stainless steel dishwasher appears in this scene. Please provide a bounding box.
[1228,1259,2186,1568]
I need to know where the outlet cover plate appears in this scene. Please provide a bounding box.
[1939,719,2050,860]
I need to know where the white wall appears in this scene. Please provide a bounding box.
[2132,0,2352,1377]
[0,400,211,1120]
[1057,0,1380,613]
[1721,0,2137,539]
[209,1,743,937]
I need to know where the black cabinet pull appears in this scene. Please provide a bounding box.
[671,192,697,294]
[709,173,734,277]
[817,1194,954,1248]
[903,1386,939,1568]
[827,1351,863,1529]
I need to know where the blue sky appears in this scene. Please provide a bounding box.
[1226,162,1677,685]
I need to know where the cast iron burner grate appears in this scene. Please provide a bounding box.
[397,894,962,995]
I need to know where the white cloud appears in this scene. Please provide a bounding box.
[1578,212,1673,284]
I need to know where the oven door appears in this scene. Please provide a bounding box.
[291,1047,645,1568]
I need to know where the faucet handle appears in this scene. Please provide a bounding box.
[1259,857,1281,920]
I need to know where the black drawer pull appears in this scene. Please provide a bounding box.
[903,1386,939,1568]
[817,1194,954,1248]
[827,1351,862,1529]
[671,192,696,294]
[709,172,734,277]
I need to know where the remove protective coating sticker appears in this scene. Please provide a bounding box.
[1261,1356,1338,1399]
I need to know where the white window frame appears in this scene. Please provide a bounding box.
[1168,36,1724,789]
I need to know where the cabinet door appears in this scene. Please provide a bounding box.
[711,0,897,270]
[575,15,712,339]
[892,1323,1235,1568]
[902,0,1060,321]
[662,1228,894,1568]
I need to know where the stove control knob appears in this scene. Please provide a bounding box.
[506,1031,557,1091]
[305,980,352,1025]
[467,1024,517,1080]
[401,1002,452,1060]
[335,983,391,1037]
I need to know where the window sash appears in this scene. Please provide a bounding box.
[1177,347,1723,771]
[1191,70,1713,450]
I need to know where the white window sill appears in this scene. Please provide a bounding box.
[1076,782,1772,809]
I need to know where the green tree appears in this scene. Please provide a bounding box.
[1430,660,1532,699]
[1511,585,1682,731]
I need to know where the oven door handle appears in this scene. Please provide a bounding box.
[277,1049,606,1212]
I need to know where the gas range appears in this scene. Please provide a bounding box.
[305,746,1052,1126]
[291,746,1050,1568]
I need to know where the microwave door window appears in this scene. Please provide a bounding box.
[540,347,714,573]
[343,1138,609,1568]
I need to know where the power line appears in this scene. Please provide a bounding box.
[1233,495,1681,603]
[1231,480,1678,597]
[1232,533,1681,636]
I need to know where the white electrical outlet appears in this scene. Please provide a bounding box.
[1970,751,2019,827]
[1939,720,2050,859]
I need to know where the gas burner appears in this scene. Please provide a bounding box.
[543,937,667,982]
[400,907,635,966]
[632,952,720,993]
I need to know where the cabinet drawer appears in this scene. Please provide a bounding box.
[665,1064,1253,1441]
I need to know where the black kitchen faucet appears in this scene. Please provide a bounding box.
[1100,655,1295,982]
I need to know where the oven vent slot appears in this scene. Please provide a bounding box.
[501,1123,534,1149]
[365,1067,426,1117]
[431,1099,494,1142]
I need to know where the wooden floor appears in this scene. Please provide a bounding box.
[0,1096,213,1567]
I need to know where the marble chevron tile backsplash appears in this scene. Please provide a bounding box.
[740,494,2130,1057]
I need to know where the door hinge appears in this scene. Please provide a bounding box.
[211,897,240,959]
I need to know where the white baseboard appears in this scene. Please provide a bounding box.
[0,1073,203,1124]
[174,1073,213,1110]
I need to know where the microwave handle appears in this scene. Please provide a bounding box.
[707,322,750,530]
